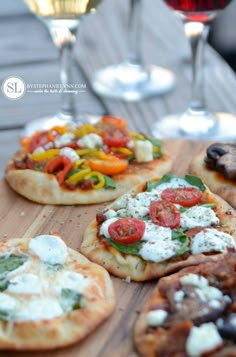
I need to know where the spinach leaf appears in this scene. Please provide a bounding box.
[184,175,206,192]
[0,254,28,279]
[146,174,177,191]
[0,279,9,292]
[179,207,187,214]
[60,288,84,312]
[103,175,116,189]
[0,310,12,322]
[105,238,144,256]
[172,229,189,257]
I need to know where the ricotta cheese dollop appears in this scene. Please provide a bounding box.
[191,228,236,254]
[180,206,220,229]
[29,235,68,265]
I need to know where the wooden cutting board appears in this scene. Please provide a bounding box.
[0,140,209,357]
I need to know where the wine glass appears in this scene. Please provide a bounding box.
[90,0,175,102]
[152,0,236,140]
[24,0,103,136]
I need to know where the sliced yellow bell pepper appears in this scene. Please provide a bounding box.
[66,168,91,185]
[74,124,96,137]
[111,147,133,156]
[95,152,118,161]
[153,146,159,154]
[76,148,97,157]
[73,159,86,169]
[31,149,60,161]
[84,171,105,190]
[129,132,144,140]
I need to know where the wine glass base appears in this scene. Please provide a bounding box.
[23,113,102,137]
[151,113,236,141]
[91,64,175,102]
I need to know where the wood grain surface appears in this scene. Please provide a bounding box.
[0,139,209,357]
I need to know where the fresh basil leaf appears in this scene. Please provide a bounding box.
[0,279,9,292]
[0,310,12,322]
[179,207,187,214]
[146,174,177,192]
[172,229,189,257]
[60,288,84,312]
[200,203,217,208]
[105,238,144,256]
[103,175,116,189]
[184,175,206,192]
[0,254,28,279]
[66,169,81,179]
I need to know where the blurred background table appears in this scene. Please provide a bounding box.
[0,0,236,177]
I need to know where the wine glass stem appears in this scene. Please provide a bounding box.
[184,21,210,112]
[127,0,143,66]
[59,37,77,119]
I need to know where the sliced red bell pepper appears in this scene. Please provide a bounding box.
[44,155,73,185]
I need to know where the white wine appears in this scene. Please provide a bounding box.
[25,0,102,19]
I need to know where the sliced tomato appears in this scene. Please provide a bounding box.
[103,128,130,148]
[161,187,203,207]
[88,158,128,176]
[100,116,127,129]
[149,200,180,228]
[108,218,145,244]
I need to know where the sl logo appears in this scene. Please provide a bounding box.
[2,77,26,100]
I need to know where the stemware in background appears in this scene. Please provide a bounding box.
[90,0,175,102]
[24,0,102,135]
[152,0,236,140]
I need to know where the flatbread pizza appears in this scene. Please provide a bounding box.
[0,234,115,350]
[81,174,236,282]
[5,116,172,204]
[189,143,236,209]
[134,253,236,356]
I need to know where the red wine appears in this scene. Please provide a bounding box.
[164,0,232,12]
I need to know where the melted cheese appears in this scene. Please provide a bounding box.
[134,140,153,163]
[54,270,89,294]
[60,147,79,162]
[181,206,220,229]
[191,228,236,254]
[139,227,182,263]
[77,133,103,149]
[0,293,17,313]
[7,273,42,294]
[186,323,223,357]
[146,309,168,327]
[15,297,63,321]
[29,235,68,265]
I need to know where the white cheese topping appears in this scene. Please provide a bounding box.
[60,147,79,162]
[186,322,223,357]
[181,206,220,229]
[191,228,236,254]
[0,293,17,313]
[54,270,89,294]
[195,286,223,302]
[146,309,168,327]
[104,209,118,220]
[174,290,185,302]
[7,273,42,294]
[139,227,182,263]
[77,133,103,149]
[15,297,63,321]
[134,140,153,163]
[99,218,118,238]
[54,133,75,148]
[29,235,68,265]
[180,274,208,288]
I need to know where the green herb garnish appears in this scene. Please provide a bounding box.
[105,238,144,256]
[60,288,84,312]
[103,175,116,189]
[0,254,28,279]
[172,229,189,257]
[146,174,206,192]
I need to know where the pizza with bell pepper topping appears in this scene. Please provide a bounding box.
[134,253,236,356]
[5,116,171,204]
[81,174,236,282]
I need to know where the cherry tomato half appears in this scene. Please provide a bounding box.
[161,187,203,207]
[100,116,127,129]
[149,200,180,229]
[108,218,145,244]
[103,128,130,148]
